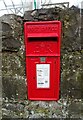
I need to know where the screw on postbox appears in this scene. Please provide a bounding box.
[24,21,61,100]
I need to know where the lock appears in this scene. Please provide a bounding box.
[40,57,46,62]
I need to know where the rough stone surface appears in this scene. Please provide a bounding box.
[1,6,83,119]
[1,14,23,51]
[2,99,83,118]
[2,76,27,99]
[61,51,82,98]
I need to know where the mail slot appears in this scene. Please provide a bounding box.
[24,21,61,100]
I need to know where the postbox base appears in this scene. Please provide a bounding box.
[28,97,59,101]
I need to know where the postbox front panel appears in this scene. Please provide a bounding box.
[24,21,61,100]
[26,56,60,100]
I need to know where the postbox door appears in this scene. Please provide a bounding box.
[26,56,60,100]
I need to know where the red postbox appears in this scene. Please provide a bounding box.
[24,21,61,100]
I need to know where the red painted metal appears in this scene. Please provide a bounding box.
[24,21,61,100]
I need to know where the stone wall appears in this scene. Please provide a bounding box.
[1,6,83,118]
[1,14,27,100]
